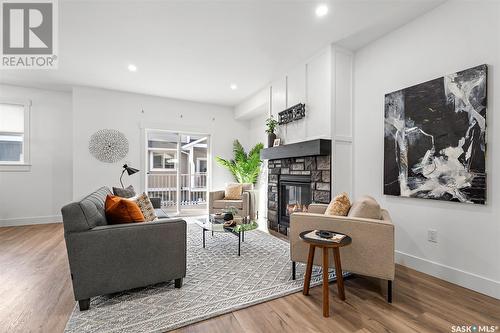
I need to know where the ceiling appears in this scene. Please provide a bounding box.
[0,0,445,106]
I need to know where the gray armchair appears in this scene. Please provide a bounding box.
[61,187,186,311]
[209,183,257,219]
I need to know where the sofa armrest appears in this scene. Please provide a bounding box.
[308,203,328,214]
[290,213,394,280]
[209,190,225,211]
[241,191,250,217]
[244,190,257,219]
[65,219,187,300]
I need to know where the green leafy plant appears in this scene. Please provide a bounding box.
[223,206,238,216]
[265,116,279,134]
[215,140,264,184]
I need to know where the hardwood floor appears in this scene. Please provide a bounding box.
[0,224,74,333]
[1,223,499,333]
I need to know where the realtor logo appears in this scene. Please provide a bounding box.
[1,0,58,68]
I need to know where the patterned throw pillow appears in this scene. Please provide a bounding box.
[324,192,351,216]
[133,193,158,222]
[224,183,243,200]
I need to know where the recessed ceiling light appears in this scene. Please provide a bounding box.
[230,83,238,90]
[128,64,137,72]
[315,4,328,17]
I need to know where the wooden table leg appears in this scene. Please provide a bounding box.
[322,247,329,317]
[333,247,345,301]
[302,245,315,296]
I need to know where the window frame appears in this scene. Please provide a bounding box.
[0,99,31,172]
[148,148,178,172]
[196,157,207,173]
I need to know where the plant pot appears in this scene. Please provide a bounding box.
[268,133,277,148]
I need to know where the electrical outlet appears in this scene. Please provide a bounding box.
[428,229,438,243]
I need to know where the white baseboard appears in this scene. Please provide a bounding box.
[395,251,500,299]
[0,215,62,227]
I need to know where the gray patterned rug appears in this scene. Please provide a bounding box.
[65,218,339,333]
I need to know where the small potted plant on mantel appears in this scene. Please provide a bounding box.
[265,116,279,148]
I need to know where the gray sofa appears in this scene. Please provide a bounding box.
[61,187,187,311]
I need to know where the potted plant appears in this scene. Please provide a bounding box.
[265,116,279,148]
[223,206,238,224]
[215,140,264,184]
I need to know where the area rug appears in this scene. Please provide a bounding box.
[65,218,340,333]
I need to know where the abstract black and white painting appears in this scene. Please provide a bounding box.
[384,65,487,204]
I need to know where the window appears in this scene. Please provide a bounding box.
[0,101,30,170]
[149,150,177,171]
[196,158,207,173]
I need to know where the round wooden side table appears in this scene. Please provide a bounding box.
[299,230,352,317]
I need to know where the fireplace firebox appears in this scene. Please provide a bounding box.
[279,175,312,227]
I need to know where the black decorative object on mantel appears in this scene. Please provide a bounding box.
[278,103,306,125]
[267,133,277,148]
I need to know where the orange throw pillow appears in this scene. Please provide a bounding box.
[105,195,145,224]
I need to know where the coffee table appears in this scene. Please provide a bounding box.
[195,215,258,256]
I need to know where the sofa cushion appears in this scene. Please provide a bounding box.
[105,195,145,224]
[325,192,351,216]
[348,195,382,219]
[113,185,136,198]
[131,193,158,222]
[62,187,111,233]
[224,183,243,200]
[212,199,243,209]
[78,186,112,228]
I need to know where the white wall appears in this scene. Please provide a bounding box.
[237,49,333,227]
[0,85,73,226]
[331,47,354,197]
[234,86,270,120]
[248,112,269,229]
[72,86,248,199]
[239,46,354,225]
[238,45,354,232]
[271,48,332,144]
[353,1,500,298]
[236,48,333,143]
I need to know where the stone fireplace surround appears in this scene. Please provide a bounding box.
[261,139,332,236]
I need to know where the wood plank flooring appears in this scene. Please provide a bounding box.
[0,224,74,333]
[1,223,499,333]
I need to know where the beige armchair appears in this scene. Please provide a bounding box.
[209,183,257,219]
[290,202,394,302]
